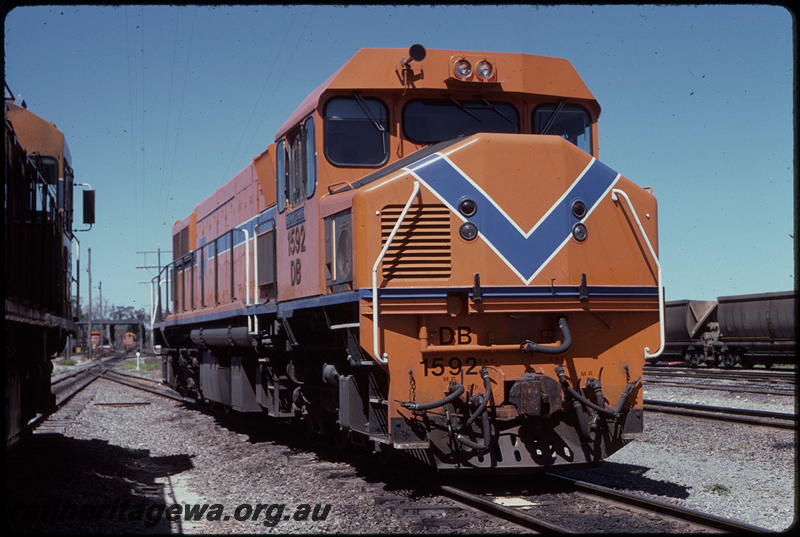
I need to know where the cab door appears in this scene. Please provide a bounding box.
[275,116,320,301]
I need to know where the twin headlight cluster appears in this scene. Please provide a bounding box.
[457,198,589,243]
[453,58,495,81]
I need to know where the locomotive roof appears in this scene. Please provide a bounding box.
[276,47,597,140]
[5,101,71,170]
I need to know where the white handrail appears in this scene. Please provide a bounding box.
[241,228,251,307]
[372,181,420,363]
[249,227,260,336]
[611,188,664,360]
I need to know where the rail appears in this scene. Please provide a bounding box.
[611,187,664,360]
[372,181,420,363]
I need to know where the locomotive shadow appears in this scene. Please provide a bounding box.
[6,433,194,534]
[554,461,691,499]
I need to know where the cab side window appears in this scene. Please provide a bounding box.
[278,116,316,212]
[533,104,592,155]
[276,139,287,213]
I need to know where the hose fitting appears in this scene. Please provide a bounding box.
[455,395,493,452]
[398,381,464,411]
[463,367,492,427]
[520,316,572,355]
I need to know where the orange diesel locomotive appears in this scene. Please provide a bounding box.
[5,90,94,446]
[153,46,663,472]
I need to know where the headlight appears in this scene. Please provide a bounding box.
[454,59,472,79]
[459,222,479,241]
[572,222,588,242]
[476,60,494,80]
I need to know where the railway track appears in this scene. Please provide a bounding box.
[19,360,784,533]
[644,366,795,397]
[24,353,131,437]
[644,366,795,383]
[643,399,796,429]
[439,474,771,533]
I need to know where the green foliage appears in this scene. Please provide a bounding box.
[703,483,731,496]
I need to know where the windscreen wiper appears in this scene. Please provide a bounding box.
[449,96,482,123]
[541,99,566,134]
[354,92,386,132]
[478,97,513,124]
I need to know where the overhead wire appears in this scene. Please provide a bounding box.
[141,6,147,233]
[157,9,182,216]
[221,8,297,178]
[224,5,316,179]
[161,6,197,242]
[124,6,140,225]
[251,6,316,154]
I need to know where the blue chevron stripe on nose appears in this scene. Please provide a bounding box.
[405,152,620,284]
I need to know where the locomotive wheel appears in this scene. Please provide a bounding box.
[300,418,314,439]
[332,425,350,450]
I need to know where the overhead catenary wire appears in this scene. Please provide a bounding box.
[225,6,316,179]
[124,6,141,227]
[160,6,197,245]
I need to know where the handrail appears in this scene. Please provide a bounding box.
[611,188,664,360]
[241,228,251,307]
[372,181,420,363]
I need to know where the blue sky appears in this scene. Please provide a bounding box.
[4,4,795,315]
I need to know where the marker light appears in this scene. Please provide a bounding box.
[459,222,479,241]
[571,200,587,219]
[454,59,472,79]
[459,198,478,217]
[476,60,494,80]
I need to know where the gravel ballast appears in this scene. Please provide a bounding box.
[6,366,797,533]
[559,381,796,532]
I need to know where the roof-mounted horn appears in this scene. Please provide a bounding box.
[400,44,426,67]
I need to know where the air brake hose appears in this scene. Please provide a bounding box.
[463,366,492,428]
[572,397,597,442]
[611,376,642,416]
[555,365,641,419]
[399,381,464,411]
[455,395,493,452]
[520,316,572,355]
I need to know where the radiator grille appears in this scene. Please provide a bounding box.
[173,226,189,260]
[380,204,451,279]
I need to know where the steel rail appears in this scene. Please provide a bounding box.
[99,370,196,404]
[643,379,794,397]
[644,399,796,429]
[439,485,574,533]
[545,473,771,533]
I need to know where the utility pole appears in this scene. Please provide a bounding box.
[137,245,170,320]
[87,247,92,361]
[137,246,170,357]
[99,280,103,353]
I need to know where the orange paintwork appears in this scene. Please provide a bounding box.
[158,47,659,470]
[253,146,277,208]
[6,102,70,177]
